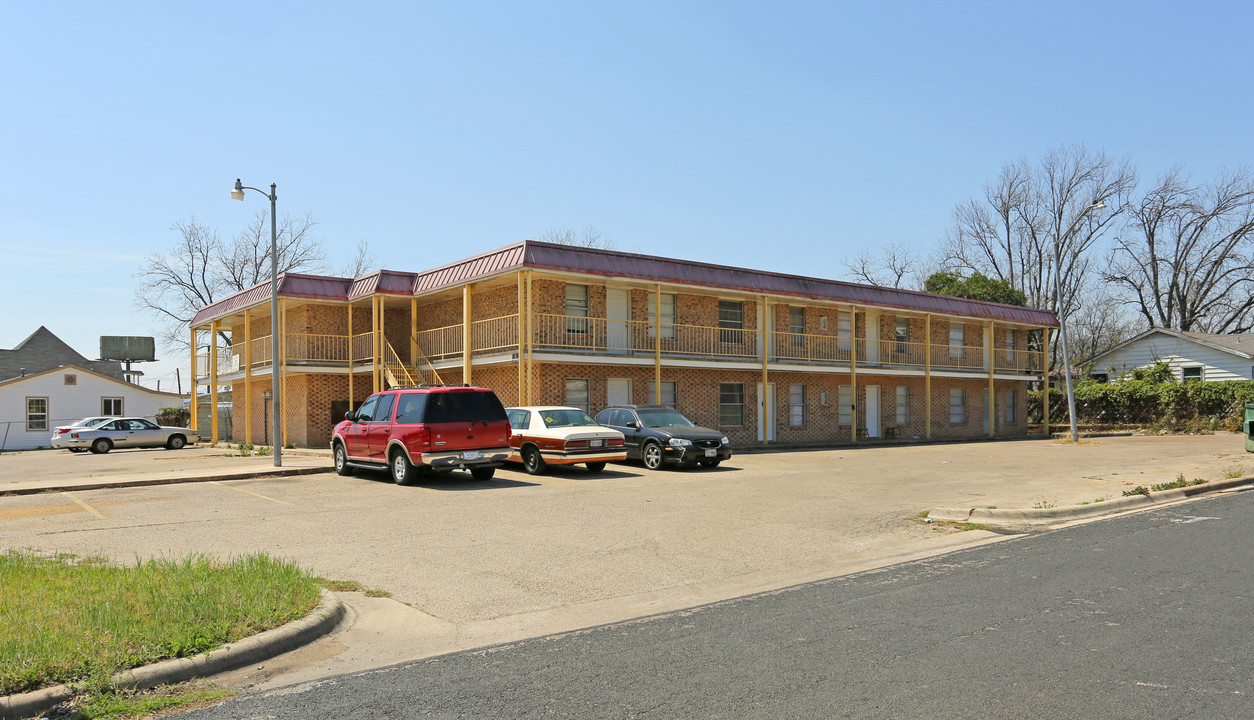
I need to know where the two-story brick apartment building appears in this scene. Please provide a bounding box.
[189,241,1058,449]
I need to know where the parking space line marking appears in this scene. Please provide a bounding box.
[208,481,294,506]
[62,492,107,520]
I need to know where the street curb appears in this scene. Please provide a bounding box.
[0,591,344,720]
[929,476,1254,529]
[0,466,334,497]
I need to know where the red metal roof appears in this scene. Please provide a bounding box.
[191,241,1059,328]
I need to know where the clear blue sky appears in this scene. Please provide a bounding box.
[2,1,1251,389]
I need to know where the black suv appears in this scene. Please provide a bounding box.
[593,405,732,469]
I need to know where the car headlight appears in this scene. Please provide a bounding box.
[668,438,691,447]
[720,437,730,445]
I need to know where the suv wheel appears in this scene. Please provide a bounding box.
[522,446,546,475]
[470,466,495,481]
[333,443,354,476]
[391,450,416,486]
[641,441,663,470]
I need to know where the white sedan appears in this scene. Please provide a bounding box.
[63,417,200,454]
[505,406,627,475]
[51,416,118,451]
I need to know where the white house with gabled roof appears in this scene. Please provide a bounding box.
[0,364,184,451]
[1087,328,1254,383]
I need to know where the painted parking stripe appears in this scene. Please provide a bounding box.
[62,492,107,520]
[208,481,294,506]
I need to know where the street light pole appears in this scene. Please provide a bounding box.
[1053,200,1105,443]
[232,179,282,467]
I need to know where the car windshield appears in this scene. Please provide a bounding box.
[540,410,597,428]
[636,409,695,428]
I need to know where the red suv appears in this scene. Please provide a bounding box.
[331,385,512,485]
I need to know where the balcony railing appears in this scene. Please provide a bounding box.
[194,314,1046,379]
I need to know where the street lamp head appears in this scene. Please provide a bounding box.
[231,178,245,201]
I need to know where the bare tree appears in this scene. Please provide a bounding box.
[937,144,1136,368]
[842,242,926,289]
[341,239,378,278]
[1104,167,1254,332]
[135,211,328,352]
[534,225,617,250]
[1069,288,1144,364]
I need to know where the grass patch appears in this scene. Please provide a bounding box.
[0,551,320,697]
[1221,464,1244,479]
[1122,485,1150,497]
[315,577,391,598]
[59,682,236,719]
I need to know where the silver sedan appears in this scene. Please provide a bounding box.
[65,417,201,454]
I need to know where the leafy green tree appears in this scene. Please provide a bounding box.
[924,271,1028,306]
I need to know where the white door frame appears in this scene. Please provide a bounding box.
[607,287,630,354]
[757,382,776,442]
[865,385,881,438]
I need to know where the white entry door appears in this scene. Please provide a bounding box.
[757,382,776,442]
[607,288,630,354]
[865,385,881,438]
[607,378,632,408]
[865,314,880,363]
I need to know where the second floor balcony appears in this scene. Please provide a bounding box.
[196,312,1045,380]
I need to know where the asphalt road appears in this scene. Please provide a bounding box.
[177,491,1253,719]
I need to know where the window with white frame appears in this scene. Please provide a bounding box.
[789,384,806,426]
[565,379,590,413]
[789,306,806,348]
[820,391,830,406]
[949,387,966,423]
[1182,366,1203,382]
[718,300,744,344]
[647,292,676,341]
[838,385,852,425]
[896,386,909,425]
[102,397,123,416]
[648,380,677,408]
[1006,389,1017,423]
[820,316,828,331]
[895,318,909,356]
[837,311,852,352]
[27,397,48,431]
[565,284,589,334]
[1005,328,1017,362]
[720,383,745,426]
[949,323,964,358]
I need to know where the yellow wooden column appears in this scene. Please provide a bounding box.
[189,327,199,435]
[243,309,252,446]
[410,296,418,383]
[347,302,355,407]
[761,296,769,446]
[280,299,289,448]
[516,272,525,403]
[654,284,662,404]
[850,306,858,443]
[925,314,932,440]
[525,271,534,404]
[987,321,996,438]
[463,284,474,386]
[1043,327,1051,436]
[209,320,219,444]
[372,296,381,393]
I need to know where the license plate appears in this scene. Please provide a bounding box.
[590,439,603,447]
[705,448,717,457]
[462,451,480,460]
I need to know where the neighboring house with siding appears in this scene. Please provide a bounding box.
[0,364,184,451]
[1087,328,1254,383]
[189,240,1059,449]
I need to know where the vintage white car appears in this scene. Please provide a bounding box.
[63,417,200,454]
[505,406,626,475]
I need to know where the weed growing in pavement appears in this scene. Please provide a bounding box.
[1123,486,1150,496]
[314,577,392,598]
[236,442,255,457]
[1149,475,1209,492]
[257,445,271,456]
[1222,464,1244,479]
[65,682,236,719]
[986,505,997,509]
[1032,500,1055,509]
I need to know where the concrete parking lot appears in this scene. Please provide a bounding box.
[1,433,1248,686]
